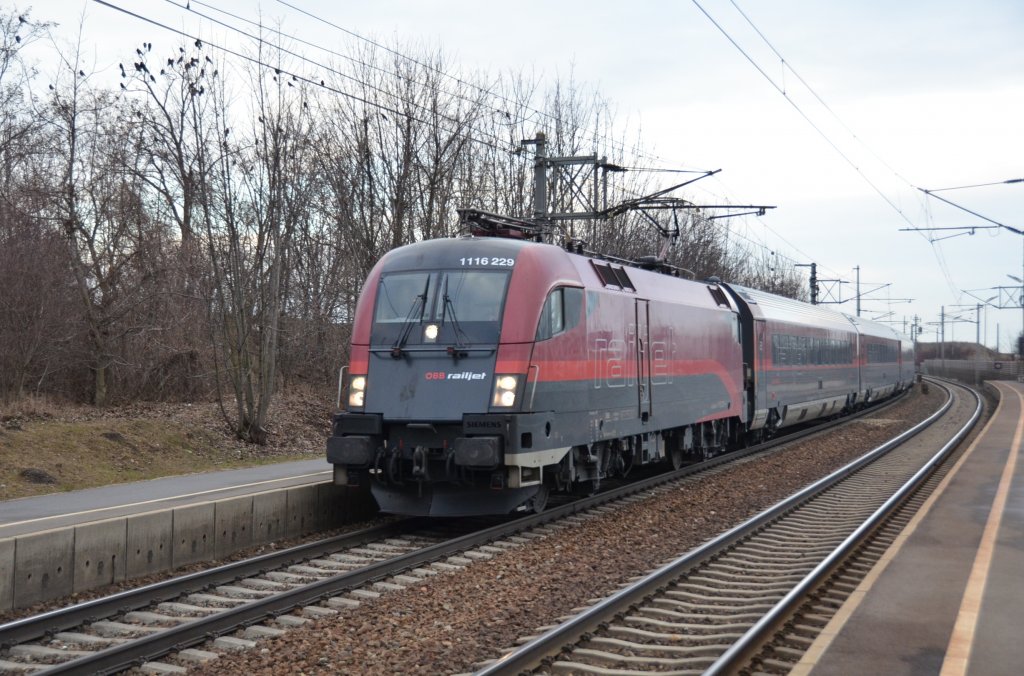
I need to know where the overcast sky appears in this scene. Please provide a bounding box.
[29,0,1024,350]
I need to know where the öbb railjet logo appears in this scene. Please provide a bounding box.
[424,371,487,381]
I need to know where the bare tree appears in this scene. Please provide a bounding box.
[116,41,221,399]
[0,8,47,207]
[43,27,163,405]
[199,35,315,443]
[122,39,219,251]
[0,15,808,433]
[0,218,80,400]
[0,8,77,401]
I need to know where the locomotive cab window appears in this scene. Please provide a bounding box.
[375,271,433,324]
[371,269,510,345]
[536,287,583,341]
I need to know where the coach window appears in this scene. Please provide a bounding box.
[536,287,583,341]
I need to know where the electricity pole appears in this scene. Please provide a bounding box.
[795,262,818,304]
[940,306,945,362]
[855,265,861,317]
[522,132,548,223]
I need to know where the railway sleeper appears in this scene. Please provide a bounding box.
[567,647,714,668]
[651,599,775,613]
[622,616,753,634]
[638,607,770,623]
[667,586,780,600]
[606,624,743,644]
[585,637,725,657]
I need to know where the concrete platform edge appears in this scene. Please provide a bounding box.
[0,482,374,612]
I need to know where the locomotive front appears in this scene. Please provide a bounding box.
[328,236,564,516]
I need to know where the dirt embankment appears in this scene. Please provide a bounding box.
[0,388,333,501]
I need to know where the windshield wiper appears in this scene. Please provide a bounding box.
[441,275,471,357]
[391,276,430,358]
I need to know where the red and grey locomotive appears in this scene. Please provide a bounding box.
[327,234,913,516]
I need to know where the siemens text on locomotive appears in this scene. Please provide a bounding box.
[327,235,914,516]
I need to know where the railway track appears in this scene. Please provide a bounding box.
[0,390,918,675]
[475,379,981,675]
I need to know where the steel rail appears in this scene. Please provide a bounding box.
[0,389,910,674]
[706,380,982,674]
[475,381,958,675]
[35,518,541,674]
[0,520,420,648]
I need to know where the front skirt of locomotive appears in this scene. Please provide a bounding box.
[369,481,543,517]
[329,412,550,517]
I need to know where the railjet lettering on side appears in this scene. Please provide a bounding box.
[448,371,487,380]
[424,371,488,381]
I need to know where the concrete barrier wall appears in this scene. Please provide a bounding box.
[921,359,1024,384]
[0,482,375,612]
[0,538,13,612]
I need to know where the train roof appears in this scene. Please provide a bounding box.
[725,284,856,332]
[376,236,731,309]
[843,313,903,342]
[374,235,540,271]
[724,284,906,343]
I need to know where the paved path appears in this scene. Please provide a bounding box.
[0,459,331,538]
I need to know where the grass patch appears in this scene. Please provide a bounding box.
[0,418,310,500]
[0,391,331,501]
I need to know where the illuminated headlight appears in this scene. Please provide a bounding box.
[491,374,519,408]
[348,375,367,409]
[424,324,439,342]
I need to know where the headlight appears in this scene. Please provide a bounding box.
[348,375,367,409]
[424,324,439,342]
[491,374,519,408]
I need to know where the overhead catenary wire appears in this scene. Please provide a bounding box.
[691,0,921,234]
[718,1,1019,295]
[166,0,535,155]
[99,0,765,237]
[926,178,1024,192]
[727,0,920,193]
[165,0,707,186]
[274,0,646,163]
[176,0,826,270]
[95,0,860,298]
[921,200,966,299]
[172,0,547,137]
[694,0,1006,325]
[92,0,518,157]
[98,0,767,266]
[688,0,988,316]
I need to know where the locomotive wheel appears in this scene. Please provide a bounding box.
[670,444,685,470]
[528,484,549,513]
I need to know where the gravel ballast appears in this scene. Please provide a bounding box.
[184,385,948,675]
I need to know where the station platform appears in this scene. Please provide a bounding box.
[0,458,332,539]
[797,379,1024,676]
[0,458,377,613]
